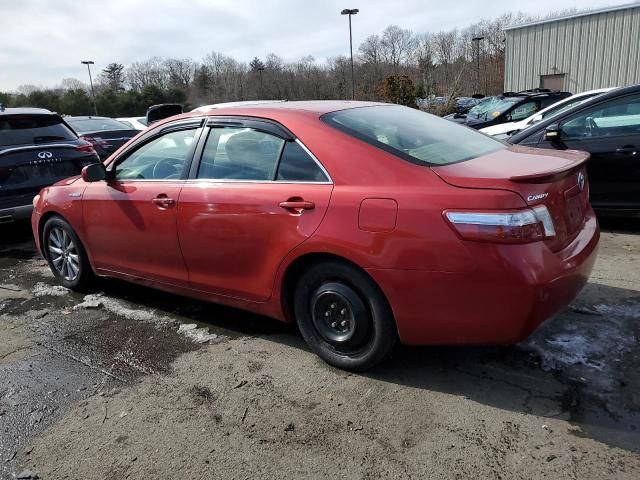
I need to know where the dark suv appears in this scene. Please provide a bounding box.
[0,107,100,223]
[444,89,572,129]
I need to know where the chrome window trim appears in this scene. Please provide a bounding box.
[293,138,332,183]
[182,179,333,186]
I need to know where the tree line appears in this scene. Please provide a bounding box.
[1,10,574,117]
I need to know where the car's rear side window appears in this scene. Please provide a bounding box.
[0,114,77,147]
[276,142,328,182]
[322,105,505,166]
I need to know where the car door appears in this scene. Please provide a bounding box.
[535,93,640,208]
[177,120,333,302]
[82,124,202,284]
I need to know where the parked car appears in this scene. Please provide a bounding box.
[481,88,614,139]
[0,107,99,224]
[32,101,599,370]
[65,116,139,160]
[510,84,640,214]
[116,117,148,130]
[445,89,572,129]
[455,96,483,114]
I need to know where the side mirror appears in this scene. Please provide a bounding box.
[531,114,543,124]
[543,123,562,141]
[81,163,106,182]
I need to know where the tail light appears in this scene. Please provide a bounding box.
[76,139,97,154]
[80,135,111,149]
[445,206,556,244]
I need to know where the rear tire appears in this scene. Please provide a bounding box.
[42,216,93,291]
[294,260,397,371]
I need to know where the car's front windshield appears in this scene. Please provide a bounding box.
[468,96,521,120]
[322,105,505,166]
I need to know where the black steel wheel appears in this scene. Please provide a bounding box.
[294,260,397,371]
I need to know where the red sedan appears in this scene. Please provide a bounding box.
[31,101,599,371]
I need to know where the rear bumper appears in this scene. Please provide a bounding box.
[367,208,600,346]
[0,204,33,223]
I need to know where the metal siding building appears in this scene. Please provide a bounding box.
[504,3,640,93]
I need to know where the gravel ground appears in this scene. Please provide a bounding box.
[1,219,639,479]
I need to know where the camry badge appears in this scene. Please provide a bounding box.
[527,193,548,202]
[577,171,585,192]
[37,151,53,159]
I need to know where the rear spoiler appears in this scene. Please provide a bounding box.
[146,104,183,125]
[509,150,590,184]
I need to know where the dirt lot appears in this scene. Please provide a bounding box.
[1,219,639,479]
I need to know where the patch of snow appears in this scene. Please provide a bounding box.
[594,303,640,319]
[32,282,69,297]
[75,294,225,345]
[522,300,638,393]
[75,293,174,325]
[177,323,221,344]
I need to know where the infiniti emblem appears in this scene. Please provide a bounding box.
[577,171,585,192]
[37,151,53,159]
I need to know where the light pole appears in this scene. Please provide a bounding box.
[471,36,484,95]
[341,8,359,100]
[257,66,265,98]
[81,60,98,116]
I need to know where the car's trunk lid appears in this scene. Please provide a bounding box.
[0,143,97,201]
[431,145,591,252]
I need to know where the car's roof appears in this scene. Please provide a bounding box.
[191,100,287,112]
[0,107,54,115]
[191,100,385,117]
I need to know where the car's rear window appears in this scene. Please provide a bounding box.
[0,114,77,147]
[66,118,130,134]
[322,105,505,166]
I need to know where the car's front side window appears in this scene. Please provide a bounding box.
[561,94,640,139]
[114,128,196,180]
[197,127,285,181]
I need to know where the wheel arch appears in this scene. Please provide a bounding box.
[279,252,395,327]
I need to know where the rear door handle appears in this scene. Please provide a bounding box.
[616,145,637,155]
[152,196,176,208]
[279,199,315,212]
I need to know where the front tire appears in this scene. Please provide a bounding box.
[42,216,93,291]
[294,260,397,371]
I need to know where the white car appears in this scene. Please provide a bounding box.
[480,88,614,139]
[116,117,148,130]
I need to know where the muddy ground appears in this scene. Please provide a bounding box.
[1,219,639,479]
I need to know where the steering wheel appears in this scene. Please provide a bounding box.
[586,117,600,137]
[152,157,183,179]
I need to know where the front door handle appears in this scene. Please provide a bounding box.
[616,145,637,155]
[279,199,315,212]
[152,195,176,208]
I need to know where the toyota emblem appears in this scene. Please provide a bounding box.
[37,151,53,159]
[577,171,585,192]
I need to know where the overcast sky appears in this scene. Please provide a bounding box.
[0,0,629,91]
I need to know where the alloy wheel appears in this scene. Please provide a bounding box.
[48,227,80,281]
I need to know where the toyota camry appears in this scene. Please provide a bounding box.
[31,101,599,371]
